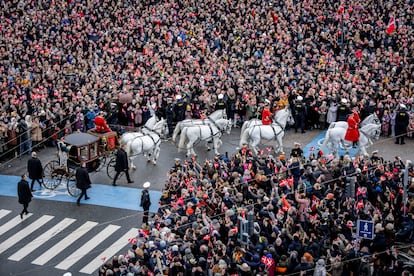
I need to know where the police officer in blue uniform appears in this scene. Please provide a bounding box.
[336,98,350,121]
[294,95,307,133]
[215,93,227,114]
[165,98,175,138]
[173,94,186,122]
[395,104,409,145]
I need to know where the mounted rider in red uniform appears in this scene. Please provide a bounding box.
[345,108,360,147]
[262,99,273,125]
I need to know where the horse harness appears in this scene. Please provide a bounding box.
[256,120,285,140]
[191,116,225,140]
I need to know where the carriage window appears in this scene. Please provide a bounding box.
[90,143,97,158]
[79,146,88,161]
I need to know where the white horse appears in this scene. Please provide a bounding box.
[120,119,169,167]
[172,109,227,142]
[239,106,295,147]
[239,108,295,155]
[322,123,381,157]
[328,113,380,129]
[178,118,232,157]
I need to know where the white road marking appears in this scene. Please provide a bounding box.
[0,213,33,236]
[32,221,98,266]
[0,209,12,220]
[55,224,121,271]
[79,228,138,274]
[0,215,54,254]
[8,218,76,261]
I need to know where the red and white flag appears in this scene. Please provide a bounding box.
[386,17,396,35]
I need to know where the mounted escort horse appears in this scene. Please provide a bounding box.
[177,118,232,157]
[321,123,381,157]
[239,107,294,155]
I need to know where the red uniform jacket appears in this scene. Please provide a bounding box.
[94,116,112,133]
[345,114,359,142]
[262,108,272,125]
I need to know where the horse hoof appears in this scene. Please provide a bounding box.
[152,162,157,165]
[207,148,211,151]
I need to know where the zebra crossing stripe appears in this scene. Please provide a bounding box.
[8,218,76,261]
[32,221,98,266]
[79,228,138,274]
[55,224,121,271]
[0,215,54,254]
[0,209,11,220]
[0,213,33,237]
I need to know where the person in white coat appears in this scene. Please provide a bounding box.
[326,101,338,125]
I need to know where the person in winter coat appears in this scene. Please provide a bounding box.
[395,104,409,145]
[17,174,32,219]
[27,151,43,191]
[344,110,360,147]
[326,101,338,125]
[75,162,91,206]
[293,96,307,133]
[313,259,327,276]
[140,182,151,225]
[30,117,44,151]
[112,144,133,186]
[295,191,310,223]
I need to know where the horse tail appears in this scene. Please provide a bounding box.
[321,129,330,150]
[178,127,188,152]
[240,126,251,147]
[240,121,248,139]
[172,122,181,143]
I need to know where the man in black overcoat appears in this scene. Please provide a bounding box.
[27,152,43,191]
[75,162,91,206]
[17,174,32,219]
[113,144,133,186]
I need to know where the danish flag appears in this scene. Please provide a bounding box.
[386,17,396,35]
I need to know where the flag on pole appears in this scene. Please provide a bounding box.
[386,17,396,35]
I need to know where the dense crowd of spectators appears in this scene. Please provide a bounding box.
[100,148,414,276]
[1,0,414,275]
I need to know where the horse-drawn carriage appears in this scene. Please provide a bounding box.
[43,132,103,197]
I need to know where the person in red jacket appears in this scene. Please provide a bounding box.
[94,113,112,133]
[262,99,273,125]
[345,109,360,147]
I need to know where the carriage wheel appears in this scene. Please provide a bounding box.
[67,173,81,197]
[106,156,122,179]
[95,155,106,172]
[43,160,63,190]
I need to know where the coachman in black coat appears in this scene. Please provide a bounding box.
[112,144,133,186]
[27,152,43,191]
[75,162,91,206]
[18,174,32,218]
